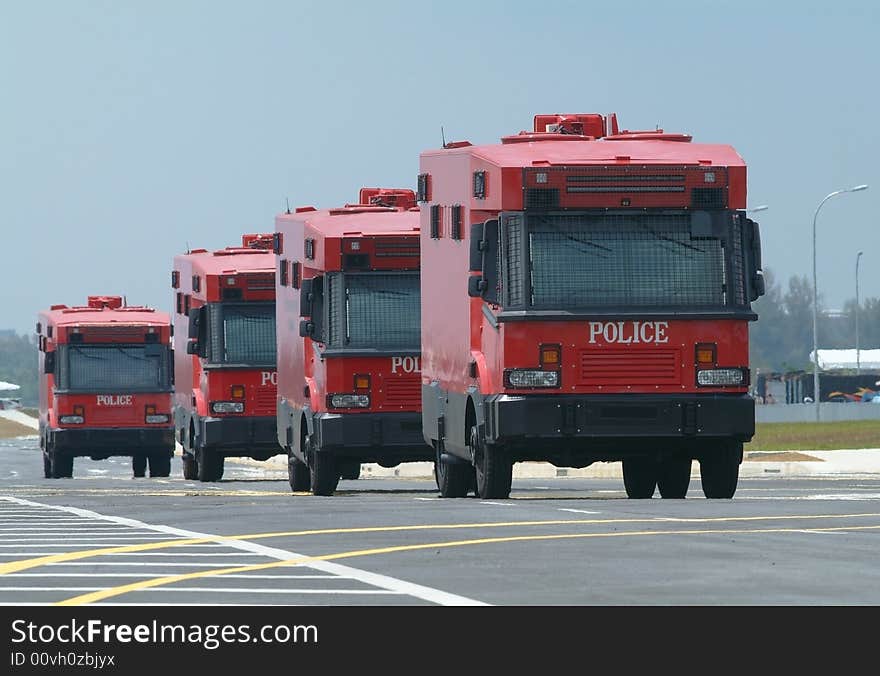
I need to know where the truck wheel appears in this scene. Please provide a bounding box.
[472,426,512,499]
[182,453,198,480]
[435,443,471,498]
[623,457,657,498]
[699,441,742,499]
[148,452,172,478]
[288,453,311,492]
[132,455,147,478]
[197,449,224,482]
[51,453,74,479]
[339,461,360,481]
[309,452,339,496]
[657,455,692,499]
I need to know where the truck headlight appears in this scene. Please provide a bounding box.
[146,414,170,424]
[328,393,370,409]
[211,401,245,414]
[59,415,84,424]
[504,369,560,389]
[697,368,748,387]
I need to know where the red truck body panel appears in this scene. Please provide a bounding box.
[419,113,762,499]
[275,189,431,494]
[36,296,175,477]
[172,235,283,480]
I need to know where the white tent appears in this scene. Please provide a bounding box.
[809,349,880,371]
[0,381,21,391]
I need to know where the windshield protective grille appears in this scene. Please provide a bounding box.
[326,272,420,349]
[525,214,726,308]
[60,345,170,391]
[209,303,276,365]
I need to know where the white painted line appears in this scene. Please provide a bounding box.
[480,501,514,506]
[558,508,602,515]
[1,496,488,606]
[414,497,442,501]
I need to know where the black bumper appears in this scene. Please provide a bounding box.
[49,427,174,457]
[201,415,283,457]
[484,393,754,456]
[312,411,432,463]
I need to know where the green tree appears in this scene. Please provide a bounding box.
[0,332,38,406]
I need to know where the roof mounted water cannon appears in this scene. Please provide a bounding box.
[358,188,417,211]
[87,296,124,310]
[241,233,275,250]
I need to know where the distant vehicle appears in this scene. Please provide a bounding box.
[274,188,432,495]
[172,235,284,481]
[36,296,175,478]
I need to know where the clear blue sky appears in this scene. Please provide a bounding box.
[2,1,878,336]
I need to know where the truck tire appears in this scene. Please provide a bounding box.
[699,441,742,499]
[149,452,172,478]
[197,448,224,482]
[182,453,198,480]
[288,453,311,492]
[623,457,657,498]
[472,426,511,499]
[51,452,74,479]
[657,456,692,499]
[339,461,360,481]
[309,452,339,496]
[132,455,147,478]
[435,443,471,498]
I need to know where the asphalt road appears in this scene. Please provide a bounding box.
[2,435,880,606]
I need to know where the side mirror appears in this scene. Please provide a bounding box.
[44,352,56,374]
[468,275,487,298]
[299,320,314,338]
[187,307,201,339]
[186,341,199,355]
[299,279,314,317]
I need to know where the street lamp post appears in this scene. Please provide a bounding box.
[811,185,869,421]
[856,251,863,375]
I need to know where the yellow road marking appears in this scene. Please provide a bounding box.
[57,523,880,605]
[3,511,880,577]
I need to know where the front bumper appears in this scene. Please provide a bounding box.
[312,411,432,463]
[201,415,283,457]
[49,426,175,457]
[484,393,754,456]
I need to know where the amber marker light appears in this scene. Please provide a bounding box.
[540,344,561,369]
[695,343,717,365]
[354,374,371,390]
[231,385,245,399]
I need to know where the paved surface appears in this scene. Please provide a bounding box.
[2,428,880,606]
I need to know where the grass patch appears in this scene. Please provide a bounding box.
[21,408,38,418]
[746,420,880,452]
[0,418,37,439]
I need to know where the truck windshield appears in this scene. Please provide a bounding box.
[512,213,736,309]
[208,302,276,366]
[327,272,420,348]
[59,344,171,392]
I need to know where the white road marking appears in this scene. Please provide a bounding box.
[480,501,514,506]
[414,497,442,501]
[44,562,286,568]
[558,508,602,515]
[0,496,488,606]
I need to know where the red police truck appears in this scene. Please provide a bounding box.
[275,188,432,495]
[419,113,764,500]
[36,296,175,478]
[172,234,283,481]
